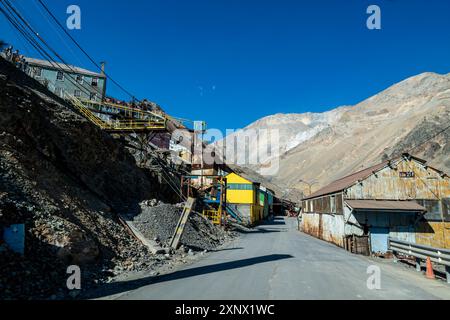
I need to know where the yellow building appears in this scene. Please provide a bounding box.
[225,173,264,225]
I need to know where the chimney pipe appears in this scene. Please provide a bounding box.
[100,61,106,75]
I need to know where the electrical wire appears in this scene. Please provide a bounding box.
[1,0,106,98]
[1,0,192,204]
[0,5,98,102]
[37,0,138,100]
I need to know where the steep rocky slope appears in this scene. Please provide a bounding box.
[227,72,450,194]
[0,58,230,299]
[0,56,164,299]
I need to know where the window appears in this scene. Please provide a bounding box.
[89,93,97,101]
[76,74,84,84]
[305,194,343,214]
[304,200,311,213]
[330,195,336,214]
[443,199,450,221]
[228,183,253,191]
[34,67,42,77]
[55,88,63,97]
[56,71,64,81]
[91,77,99,87]
[417,199,442,221]
[74,90,81,97]
[336,193,343,214]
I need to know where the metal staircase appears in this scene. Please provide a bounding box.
[225,204,244,224]
[65,93,167,132]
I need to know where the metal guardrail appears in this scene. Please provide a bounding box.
[389,237,450,283]
[66,93,167,131]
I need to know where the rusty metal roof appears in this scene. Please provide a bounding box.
[303,160,389,200]
[25,57,105,78]
[345,200,426,212]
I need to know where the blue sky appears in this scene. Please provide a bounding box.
[1,0,450,132]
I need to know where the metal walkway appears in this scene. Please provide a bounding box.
[65,94,167,132]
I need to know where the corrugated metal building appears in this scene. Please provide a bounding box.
[300,153,450,255]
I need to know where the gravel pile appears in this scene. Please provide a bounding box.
[133,201,232,251]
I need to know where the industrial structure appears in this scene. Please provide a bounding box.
[181,168,277,227]
[300,153,450,255]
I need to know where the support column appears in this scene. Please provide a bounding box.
[446,265,450,284]
[416,258,422,272]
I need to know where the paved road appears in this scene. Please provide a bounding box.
[106,217,450,300]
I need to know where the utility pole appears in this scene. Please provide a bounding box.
[299,179,319,196]
[194,121,206,188]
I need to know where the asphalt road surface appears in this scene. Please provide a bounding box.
[103,217,450,300]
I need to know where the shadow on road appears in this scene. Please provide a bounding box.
[263,219,286,226]
[87,254,293,299]
[236,228,285,234]
[210,247,244,252]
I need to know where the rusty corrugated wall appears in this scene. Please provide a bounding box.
[302,213,345,247]
[345,159,449,200]
[416,221,450,249]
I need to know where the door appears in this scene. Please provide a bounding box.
[370,227,389,254]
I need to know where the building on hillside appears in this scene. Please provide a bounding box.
[24,57,107,101]
[225,172,275,225]
[300,153,450,255]
[169,138,192,163]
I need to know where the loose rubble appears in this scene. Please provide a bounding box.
[132,201,234,252]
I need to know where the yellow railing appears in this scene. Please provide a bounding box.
[80,99,166,122]
[203,209,221,225]
[65,94,167,131]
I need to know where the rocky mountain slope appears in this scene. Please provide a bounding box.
[228,72,450,195]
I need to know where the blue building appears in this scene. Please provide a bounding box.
[25,57,107,102]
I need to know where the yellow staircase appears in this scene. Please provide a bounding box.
[65,93,167,132]
[202,209,222,225]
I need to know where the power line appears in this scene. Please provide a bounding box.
[29,0,85,67]
[2,0,106,97]
[1,0,190,203]
[36,0,138,100]
[405,123,450,155]
[0,0,105,98]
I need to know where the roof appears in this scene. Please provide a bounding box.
[25,57,105,78]
[303,153,448,201]
[304,160,389,200]
[345,200,426,212]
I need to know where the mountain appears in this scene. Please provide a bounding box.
[222,72,450,196]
